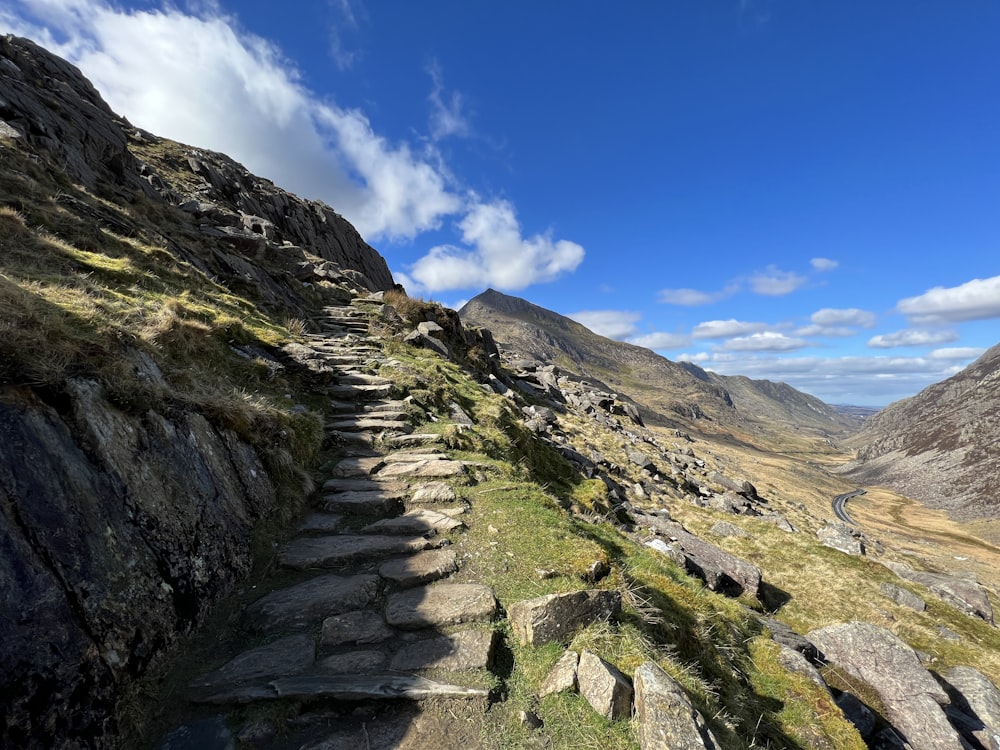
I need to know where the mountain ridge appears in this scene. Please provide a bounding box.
[459,288,862,438]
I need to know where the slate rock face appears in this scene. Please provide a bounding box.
[806,622,964,750]
[0,382,276,747]
[633,661,718,749]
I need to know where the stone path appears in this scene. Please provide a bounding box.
[157,300,499,750]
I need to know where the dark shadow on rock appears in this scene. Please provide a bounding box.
[758,581,793,613]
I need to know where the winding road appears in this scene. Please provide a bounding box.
[832,488,866,525]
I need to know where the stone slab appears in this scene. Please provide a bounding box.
[321,610,394,647]
[330,456,385,477]
[410,482,458,503]
[385,583,497,629]
[322,491,404,516]
[317,650,387,673]
[297,513,344,534]
[377,459,467,479]
[189,635,315,695]
[379,549,458,588]
[246,574,378,631]
[279,535,440,569]
[390,629,497,671]
[362,509,464,535]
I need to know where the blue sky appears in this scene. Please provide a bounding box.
[3,1,998,406]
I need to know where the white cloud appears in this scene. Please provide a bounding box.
[810,257,839,271]
[692,319,770,340]
[677,351,711,363]
[1,0,585,290]
[703,353,973,406]
[810,307,876,328]
[658,287,734,306]
[427,59,470,140]
[719,331,809,352]
[929,347,985,361]
[568,310,641,340]
[748,266,808,296]
[2,0,461,241]
[628,332,691,350]
[897,275,1000,324]
[328,0,363,71]
[795,325,856,338]
[867,329,959,349]
[404,199,584,293]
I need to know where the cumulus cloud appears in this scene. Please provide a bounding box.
[628,332,691,350]
[657,286,736,306]
[1,1,585,291]
[427,59,470,140]
[2,0,461,240]
[703,352,981,406]
[897,275,1000,324]
[930,347,985,360]
[810,308,877,328]
[867,329,959,349]
[404,199,584,293]
[568,310,641,340]
[748,266,808,296]
[719,332,809,352]
[692,319,771,340]
[811,257,839,271]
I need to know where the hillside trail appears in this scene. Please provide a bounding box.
[154,298,501,750]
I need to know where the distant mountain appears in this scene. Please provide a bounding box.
[843,342,1000,519]
[459,289,859,437]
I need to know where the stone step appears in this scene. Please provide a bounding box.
[378,548,458,588]
[389,629,497,672]
[363,400,409,412]
[387,433,443,448]
[382,452,448,464]
[385,583,498,629]
[361,509,465,536]
[321,478,407,494]
[410,482,458,504]
[245,573,379,631]
[327,384,393,400]
[190,674,489,705]
[329,456,385,478]
[376,459,467,479]
[325,431,374,448]
[337,372,393,386]
[188,634,315,700]
[329,399,363,413]
[322,490,405,516]
[298,513,344,534]
[279,535,442,570]
[321,610,394,647]
[327,418,413,434]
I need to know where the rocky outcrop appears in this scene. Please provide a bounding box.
[638,513,762,598]
[885,561,994,624]
[807,622,965,749]
[0,381,276,746]
[941,666,1000,750]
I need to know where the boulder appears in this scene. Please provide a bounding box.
[941,666,1000,750]
[577,651,633,720]
[885,562,994,624]
[880,582,926,612]
[817,522,865,556]
[641,517,761,598]
[806,622,964,749]
[539,651,579,697]
[507,590,622,646]
[633,661,719,749]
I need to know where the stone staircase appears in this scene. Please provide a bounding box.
[157,300,500,749]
